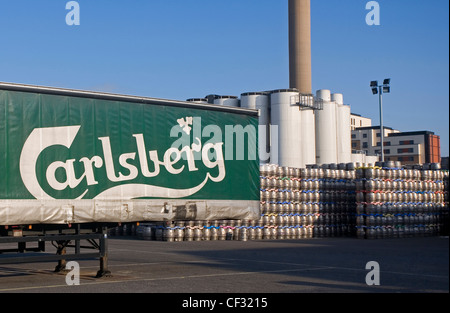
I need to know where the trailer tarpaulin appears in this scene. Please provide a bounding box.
[0,83,260,225]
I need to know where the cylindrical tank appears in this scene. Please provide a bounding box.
[218,226,227,240]
[300,108,316,166]
[332,93,352,164]
[155,226,164,241]
[193,227,203,241]
[210,226,219,241]
[239,227,248,241]
[186,98,208,104]
[241,92,271,164]
[315,90,337,165]
[270,89,303,168]
[203,226,211,241]
[175,227,185,242]
[163,227,174,242]
[184,227,194,241]
[140,224,154,240]
[213,95,240,107]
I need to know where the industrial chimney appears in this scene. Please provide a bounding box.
[289,0,312,94]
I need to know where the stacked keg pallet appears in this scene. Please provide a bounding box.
[259,164,357,240]
[129,164,358,242]
[355,164,449,239]
[111,163,448,241]
[444,170,450,235]
[133,220,256,242]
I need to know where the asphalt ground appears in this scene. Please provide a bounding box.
[0,235,448,296]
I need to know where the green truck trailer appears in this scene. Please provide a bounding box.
[0,82,260,275]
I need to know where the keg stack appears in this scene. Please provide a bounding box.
[258,163,357,239]
[443,170,450,236]
[128,163,357,241]
[133,220,250,242]
[355,163,448,239]
[129,163,357,242]
[113,163,448,241]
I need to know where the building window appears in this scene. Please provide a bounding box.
[397,148,414,154]
[399,156,414,162]
[363,134,367,138]
[352,134,356,139]
[400,140,414,145]
[362,142,368,148]
[384,149,390,154]
[352,142,357,148]
[376,132,381,137]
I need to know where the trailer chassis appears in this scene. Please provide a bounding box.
[0,223,111,278]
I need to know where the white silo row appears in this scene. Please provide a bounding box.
[336,104,352,163]
[241,92,271,164]
[332,93,352,164]
[270,89,303,168]
[213,95,240,107]
[300,108,316,166]
[186,98,209,104]
[315,89,337,165]
[330,93,343,106]
[197,88,353,168]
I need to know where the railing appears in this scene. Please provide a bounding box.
[290,93,323,110]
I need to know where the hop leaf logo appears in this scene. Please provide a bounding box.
[177,117,193,135]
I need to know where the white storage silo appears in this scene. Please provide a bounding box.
[270,89,303,168]
[213,95,240,107]
[186,98,209,104]
[330,93,343,107]
[315,89,337,165]
[300,108,316,166]
[332,93,352,164]
[241,92,271,164]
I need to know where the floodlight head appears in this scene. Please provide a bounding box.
[370,81,378,87]
[383,78,391,85]
[383,86,390,93]
[372,87,378,95]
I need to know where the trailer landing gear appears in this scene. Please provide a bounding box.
[0,224,112,278]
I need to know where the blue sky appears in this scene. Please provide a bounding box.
[1,0,449,155]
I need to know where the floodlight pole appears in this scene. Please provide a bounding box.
[371,79,389,163]
[378,86,384,162]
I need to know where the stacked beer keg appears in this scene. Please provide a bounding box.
[443,170,449,235]
[355,163,448,239]
[132,163,357,241]
[118,163,448,241]
[258,163,357,239]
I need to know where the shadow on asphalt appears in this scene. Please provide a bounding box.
[164,237,449,293]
